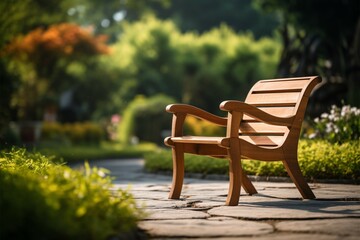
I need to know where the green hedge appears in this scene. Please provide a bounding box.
[0,149,142,240]
[145,140,360,181]
[119,94,174,145]
[41,122,105,145]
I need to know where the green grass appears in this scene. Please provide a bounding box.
[144,140,360,181]
[33,141,159,163]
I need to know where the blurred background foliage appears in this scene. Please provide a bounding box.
[1,0,359,147]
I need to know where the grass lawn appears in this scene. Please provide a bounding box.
[33,141,159,163]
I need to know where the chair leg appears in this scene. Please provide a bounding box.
[226,140,242,206]
[169,145,185,199]
[241,170,257,195]
[282,157,315,199]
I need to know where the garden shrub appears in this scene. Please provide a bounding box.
[41,122,105,145]
[0,148,142,240]
[144,140,360,180]
[309,104,360,143]
[119,94,174,145]
[184,116,226,136]
[298,140,360,180]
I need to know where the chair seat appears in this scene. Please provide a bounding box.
[170,136,224,144]
[170,135,283,148]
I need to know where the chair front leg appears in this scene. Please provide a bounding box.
[169,144,185,199]
[226,138,242,206]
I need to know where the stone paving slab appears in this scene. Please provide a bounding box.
[208,199,360,219]
[82,159,360,239]
[276,218,360,236]
[168,234,359,240]
[139,218,274,238]
[144,209,210,220]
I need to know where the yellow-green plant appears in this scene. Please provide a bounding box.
[184,115,225,136]
[144,140,360,180]
[41,122,105,144]
[0,148,142,239]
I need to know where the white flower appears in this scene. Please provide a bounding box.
[321,113,329,119]
[326,123,333,133]
[309,133,316,139]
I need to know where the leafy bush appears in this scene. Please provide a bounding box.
[298,140,360,180]
[41,122,105,145]
[145,140,360,180]
[309,104,360,143]
[0,149,142,240]
[184,116,226,136]
[119,94,174,145]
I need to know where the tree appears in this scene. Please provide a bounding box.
[0,0,69,133]
[109,16,280,114]
[148,0,279,38]
[0,0,68,48]
[3,23,109,121]
[0,0,169,129]
[255,0,360,110]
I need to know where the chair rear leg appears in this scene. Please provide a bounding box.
[283,158,315,199]
[169,144,185,199]
[241,171,257,195]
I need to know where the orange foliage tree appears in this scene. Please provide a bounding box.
[3,23,110,120]
[5,23,109,77]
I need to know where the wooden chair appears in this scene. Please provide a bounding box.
[164,76,322,206]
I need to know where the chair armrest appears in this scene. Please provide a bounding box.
[220,100,294,126]
[166,104,227,126]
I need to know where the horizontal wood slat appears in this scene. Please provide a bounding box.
[242,106,295,121]
[252,79,310,92]
[239,122,288,136]
[245,92,300,105]
[259,77,311,82]
[239,135,284,146]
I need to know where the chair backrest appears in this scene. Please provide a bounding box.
[239,76,322,147]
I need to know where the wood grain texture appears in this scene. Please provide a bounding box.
[164,76,321,206]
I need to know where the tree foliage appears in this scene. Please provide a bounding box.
[110,16,280,114]
[255,0,360,109]
[3,23,110,121]
[1,1,283,145]
[148,0,279,38]
[0,0,68,48]
[5,23,109,76]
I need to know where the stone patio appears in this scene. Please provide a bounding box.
[85,159,360,239]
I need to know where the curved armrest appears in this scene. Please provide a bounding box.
[166,104,227,126]
[220,100,294,126]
